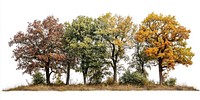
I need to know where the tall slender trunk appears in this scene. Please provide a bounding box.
[113,66,117,84]
[66,63,71,85]
[113,63,117,84]
[141,62,145,78]
[141,62,144,74]
[111,43,117,84]
[158,58,163,85]
[45,65,50,85]
[83,73,86,85]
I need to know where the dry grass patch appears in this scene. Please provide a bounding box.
[3,84,198,91]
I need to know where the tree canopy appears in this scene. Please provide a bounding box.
[64,16,108,84]
[97,13,136,83]
[134,13,194,84]
[9,16,65,85]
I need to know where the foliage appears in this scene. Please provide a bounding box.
[55,77,64,85]
[9,13,194,86]
[97,13,136,83]
[9,16,65,85]
[32,71,45,85]
[64,16,108,84]
[164,78,176,86]
[52,73,64,85]
[129,41,151,78]
[119,70,148,86]
[134,12,194,84]
[88,66,111,84]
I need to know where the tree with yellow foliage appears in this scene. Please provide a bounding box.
[134,13,194,84]
[97,13,136,83]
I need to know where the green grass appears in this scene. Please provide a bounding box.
[3,84,198,91]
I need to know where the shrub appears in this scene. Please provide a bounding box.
[119,70,148,86]
[54,74,64,85]
[164,78,176,86]
[32,71,45,85]
[104,77,114,85]
[53,73,65,85]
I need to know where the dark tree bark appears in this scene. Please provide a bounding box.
[158,58,163,85]
[141,62,144,74]
[66,63,71,85]
[45,66,50,85]
[113,65,117,84]
[111,43,118,84]
[83,73,87,85]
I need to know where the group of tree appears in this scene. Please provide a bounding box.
[9,12,194,85]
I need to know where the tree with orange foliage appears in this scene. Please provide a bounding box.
[134,13,194,84]
[9,16,65,85]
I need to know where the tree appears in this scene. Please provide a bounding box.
[61,25,77,85]
[97,13,136,83]
[87,46,110,84]
[129,41,151,78]
[9,16,65,85]
[134,13,194,84]
[64,16,107,84]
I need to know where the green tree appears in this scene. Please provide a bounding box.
[134,13,194,84]
[97,13,136,83]
[64,16,107,84]
[129,41,151,78]
[61,25,78,85]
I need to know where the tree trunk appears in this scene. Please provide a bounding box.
[66,63,71,85]
[158,58,163,85]
[141,62,144,74]
[83,73,86,85]
[113,64,117,84]
[45,66,50,85]
[111,43,117,84]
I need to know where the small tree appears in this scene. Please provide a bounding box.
[32,71,45,85]
[129,41,151,78]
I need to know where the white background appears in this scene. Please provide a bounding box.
[1,0,200,99]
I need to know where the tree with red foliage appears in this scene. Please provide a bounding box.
[9,16,65,85]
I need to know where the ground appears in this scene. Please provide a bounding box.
[4,84,198,91]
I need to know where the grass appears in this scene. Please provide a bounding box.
[3,84,198,91]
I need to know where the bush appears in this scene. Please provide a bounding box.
[32,71,45,85]
[104,77,114,85]
[164,78,176,86]
[119,70,148,86]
